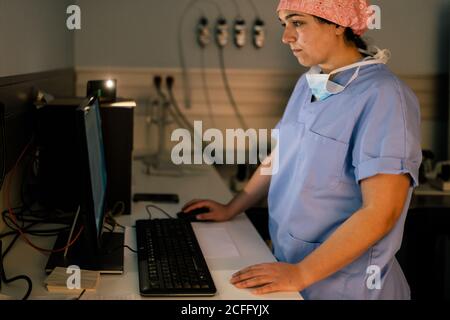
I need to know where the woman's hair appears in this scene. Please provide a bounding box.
[314,16,368,51]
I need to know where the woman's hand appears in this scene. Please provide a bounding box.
[230,262,305,295]
[181,199,236,222]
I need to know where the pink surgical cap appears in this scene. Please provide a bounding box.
[277,0,371,36]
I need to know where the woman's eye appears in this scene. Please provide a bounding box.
[281,23,286,28]
[292,21,304,27]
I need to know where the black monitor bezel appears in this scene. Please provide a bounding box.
[75,95,107,250]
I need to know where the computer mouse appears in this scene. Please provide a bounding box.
[176,207,210,222]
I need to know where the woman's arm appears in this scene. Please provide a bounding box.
[230,173,411,294]
[182,153,275,221]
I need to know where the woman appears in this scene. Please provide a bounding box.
[182,0,422,300]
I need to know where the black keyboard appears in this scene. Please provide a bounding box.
[136,219,217,296]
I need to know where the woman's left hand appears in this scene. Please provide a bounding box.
[230,262,304,295]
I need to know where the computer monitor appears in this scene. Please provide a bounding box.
[45,96,124,274]
[79,96,108,247]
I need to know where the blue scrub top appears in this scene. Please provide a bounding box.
[268,63,422,300]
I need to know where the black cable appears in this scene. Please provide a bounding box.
[231,0,241,17]
[25,228,70,237]
[0,230,17,240]
[164,77,195,133]
[106,245,137,255]
[1,233,20,259]
[0,240,33,300]
[200,48,216,128]
[155,76,193,134]
[124,245,138,253]
[76,289,86,300]
[103,225,114,233]
[5,218,68,236]
[1,275,32,300]
[145,205,152,220]
[5,212,70,225]
[0,103,6,191]
[178,0,222,110]
[1,208,70,258]
[247,0,260,19]
[111,201,125,216]
[2,210,27,233]
[20,148,36,210]
[2,205,74,227]
[218,48,248,129]
[105,212,126,230]
[2,210,63,233]
[145,204,174,220]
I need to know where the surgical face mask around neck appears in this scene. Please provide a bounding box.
[306,70,345,101]
[305,48,391,101]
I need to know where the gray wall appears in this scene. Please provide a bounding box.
[74,0,296,70]
[73,0,450,159]
[0,0,74,77]
[369,0,449,75]
[74,0,450,75]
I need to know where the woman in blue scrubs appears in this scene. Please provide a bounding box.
[182,0,422,300]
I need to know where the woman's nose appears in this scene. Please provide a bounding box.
[282,25,297,44]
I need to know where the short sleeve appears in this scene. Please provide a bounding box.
[352,78,422,187]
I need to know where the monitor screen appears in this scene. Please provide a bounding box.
[83,97,107,237]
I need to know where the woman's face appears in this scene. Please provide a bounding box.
[278,10,342,67]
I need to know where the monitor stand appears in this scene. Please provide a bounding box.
[45,231,124,274]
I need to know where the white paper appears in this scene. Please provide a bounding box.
[195,227,240,259]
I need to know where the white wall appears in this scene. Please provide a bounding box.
[0,0,74,77]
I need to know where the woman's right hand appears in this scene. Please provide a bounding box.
[181,199,236,222]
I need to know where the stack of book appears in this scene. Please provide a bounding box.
[44,267,100,294]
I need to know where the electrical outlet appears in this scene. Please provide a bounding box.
[197,17,210,48]
[252,18,266,49]
[233,18,246,48]
[215,17,228,48]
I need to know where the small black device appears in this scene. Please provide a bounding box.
[440,164,450,181]
[133,193,179,204]
[86,80,117,102]
[136,219,216,296]
[177,207,210,222]
[45,96,124,274]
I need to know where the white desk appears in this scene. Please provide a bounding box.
[0,161,301,300]
[414,183,450,196]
